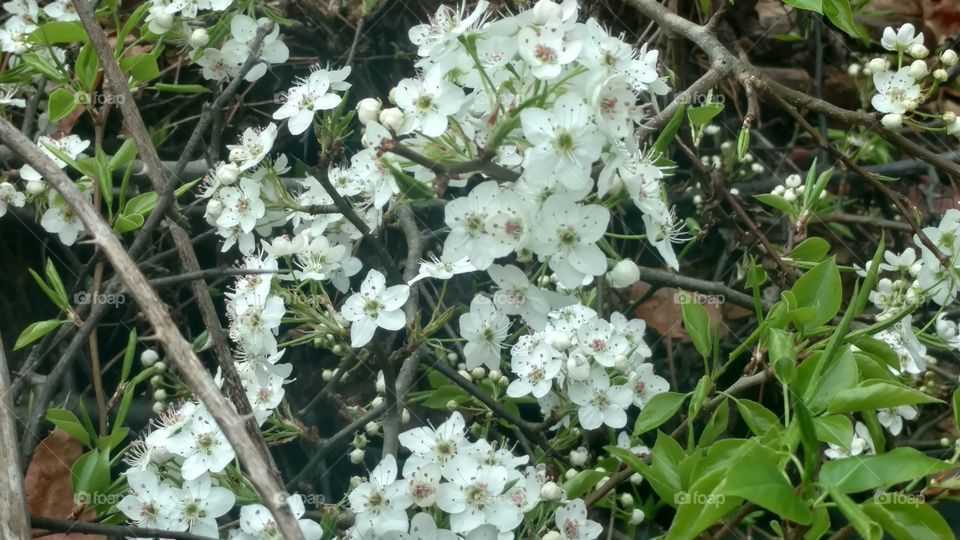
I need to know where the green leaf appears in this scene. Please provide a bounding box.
[46,408,91,447]
[634,392,687,435]
[120,329,138,384]
[20,53,67,81]
[651,431,685,500]
[123,192,158,215]
[722,455,812,524]
[666,466,742,540]
[789,257,842,333]
[113,213,145,233]
[48,87,79,123]
[830,489,882,539]
[120,53,160,83]
[29,268,67,311]
[75,44,99,93]
[814,414,854,448]
[654,104,687,154]
[737,126,750,160]
[680,292,712,360]
[699,399,729,446]
[687,103,724,128]
[70,448,110,497]
[820,448,954,493]
[828,380,941,413]
[768,328,797,384]
[823,0,867,39]
[563,469,606,499]
[109,139,139,170]
[863,499,956,540]
[789,237,831,262]
[97,427,129,451]
[29,21,88,44]
[44,259,68,308]
[14,319,66,350]
[734,399,782,435]
[782,0,823,12]
[754,193,796,216]
[151,83,212,94]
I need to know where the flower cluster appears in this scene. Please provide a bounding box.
[867,24,959,132]
[345,411,602,539]
[117,252,323,538]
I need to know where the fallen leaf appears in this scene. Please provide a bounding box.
[25,429,104,539]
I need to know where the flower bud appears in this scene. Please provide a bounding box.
[446,352,458,363]
[620,493,634,507]
[551,334,571,351]
[488,369,502,383]
[533,0,564,23]
[785,174,802,188]
[25,179,45,195]
[882,113,903,129]
[847,63,861,76]
[607,259,640,288]
[322,369,335,382]
[630,509,646,524]
[370,396,384,408]
[141,349,160,367]
[868,57,888,73]
[567,358,590,380]
[153,389,167,401]
[540,481,564,501]
[630,472,644,485]
[783,188,798,203]
[364,421,380,436]
[935,68,949,81]
[205,199,223,219]
[149,7,174,33]
[909,60,929,79]
[153,361,166,372]
[379,107,404,131]
[401,408,411,424]
[189,28,209,48]
[910,44,930,59]
[471,367,486,380]
[150,375,163,386]
[215,162,240,185]
[446,399,458,411]
[152,401,165,414]
[356,98,382,126]
[564,468,578,480]
[772,185,785,196]
[947,119,960,135]
[942,49,959,66]
[349,448,365,464]
[569,446,589,466]
[543,532,562,540]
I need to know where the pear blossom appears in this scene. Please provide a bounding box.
[460,295,511,371]
[567,365,633,429]
[532,194,610,288]
[341,269,410,347]
[881,24,923,52]
[394,73,466,137]
[349,454,412,536]
[234,494,324,540]
[0,183,25,217]
[520,94,603,191]
[555,499,603,540]
[273,66,351,135]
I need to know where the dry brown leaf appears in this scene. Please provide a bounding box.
[923,0,960,44]
[25,429,105,539]
[628,282,725,340]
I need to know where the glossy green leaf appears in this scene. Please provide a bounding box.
[14,319,66,350]
[46,408,91,447]
[863,499,955,540]
[828,380,941,413]
[29,21,87,44]
[789,257,842,333]
[722,454,812,524]
[680,293,712,360]
[734,399,782,435]
[820,448,954,493]
[48,87,78,123]
[634,392,686,436]
[830,489,881,539]
[789,237,831,262]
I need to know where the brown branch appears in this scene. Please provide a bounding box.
[31,516,217,540]
[0,333,31,539]
[0,116,304,540]
[70,0,283,496]
[381,140,521,183]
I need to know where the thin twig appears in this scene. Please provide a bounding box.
[31,516,217,540]
[0,114,304,540]
[0,333,31,539]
